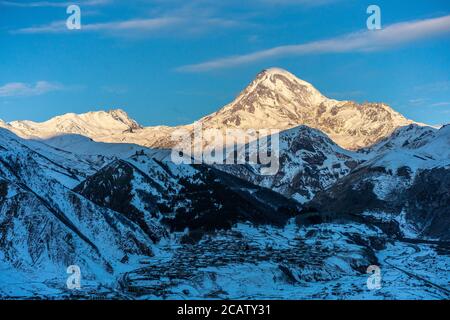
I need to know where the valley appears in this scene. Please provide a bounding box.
[0,68,448,300]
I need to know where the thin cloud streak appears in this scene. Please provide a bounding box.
[0,0,111,7]
[14,17,182,34]
[430,101,450,107]
[13,15,244,37]
[9,0,334,36]
[176,14,450,72]
[257,0,341,6]
[0,81,64,97]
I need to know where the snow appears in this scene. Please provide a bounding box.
[362,124,450,175]
[0,68,448,300]
[9,109,140,138]
[125,222,449,300]
[5,68,419,152]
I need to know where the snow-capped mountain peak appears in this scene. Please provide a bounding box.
[105,108,142,129]
[6,68,417,151]
[197,68,334,131]
[9,108,142,139]
[252,67,327,102]
[198,68,414,150]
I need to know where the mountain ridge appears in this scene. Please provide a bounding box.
[0,91,449,298]
[6,68,423,151]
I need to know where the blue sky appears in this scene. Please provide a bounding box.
[1,0,450,126]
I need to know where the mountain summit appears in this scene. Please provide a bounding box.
[8,68,416,150]
[199,68,414,149]
[199,68,331,128]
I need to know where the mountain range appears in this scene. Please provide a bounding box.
[3,68,414,151]
[0,68,449,299]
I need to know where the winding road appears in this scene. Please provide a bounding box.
[383,240,450,298]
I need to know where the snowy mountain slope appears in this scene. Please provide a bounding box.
[306,124,450,240]
[0,127,118,183]
[0,128,157,286]
[1,68,420,211]
[9,109,141,139]
[198,68,414,150]
[42,133,154,158]
[0,126,447,300]
[199,68,335,129]
[217,125,366,203]
[0,176,153,275]
[1,68,449,299]
[3,107,179,151]
[74,153,300,243]
[99,125,180,150]
[7,68,416,151]
[0,179,112,278]
[73,158,173,243]
[0,128,91,188]
[360,124,437,155]
[360,124,449,172]
[4,112,178,155]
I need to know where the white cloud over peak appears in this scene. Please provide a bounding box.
[176,14,450,72]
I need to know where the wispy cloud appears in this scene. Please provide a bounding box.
[176,14,450,72]
[407,98,428,107]
[413,81,450,93]
[12,0,248,38]
[0,81,64,97]
[14,17,182,35]
[404,98,450,109]
[13,16,244,37]
[9,0,335,37]
[13,21,66,34]
[0,0,111,7]
[101,85,128,94]
[430,101,450,107]
[256,0,341,6]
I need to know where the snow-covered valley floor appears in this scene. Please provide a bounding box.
[3,221,447,300]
